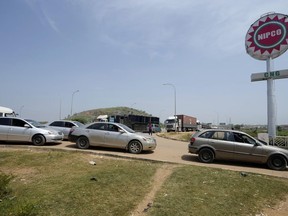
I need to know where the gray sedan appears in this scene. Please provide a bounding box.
[188,129,288,170]
[0,117,64,145]
[68,122,157,154]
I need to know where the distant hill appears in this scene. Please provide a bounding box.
[69,106,153,123]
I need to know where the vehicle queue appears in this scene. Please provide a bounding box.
[0,109,287,171]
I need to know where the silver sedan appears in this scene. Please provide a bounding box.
[0,117,64,145]
[48,120,84,140]
[68,122,157,154]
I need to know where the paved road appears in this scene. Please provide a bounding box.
[1,135,288,178]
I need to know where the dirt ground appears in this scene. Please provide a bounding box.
[130,164,176,216]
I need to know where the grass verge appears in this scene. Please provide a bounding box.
[0,149,158,215]
[0,149,288,216]
[157,132,192,142]
[149,166,288,216]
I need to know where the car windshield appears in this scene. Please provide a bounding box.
[25,119,46,128]
[118,123,135,133]
[74,121,84,127]
[258,139,267,145]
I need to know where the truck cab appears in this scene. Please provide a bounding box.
[164,116,179,132]
[0,106,16,117]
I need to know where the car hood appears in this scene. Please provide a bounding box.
[136,132,151,137]
[262,144,288,155]
[40,126,63,135]
[134,132,155,140]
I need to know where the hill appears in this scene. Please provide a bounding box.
[69,106,153,124]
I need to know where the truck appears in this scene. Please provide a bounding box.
[164,114,199,132]
[96,114,160,132]
[0,106,16,117]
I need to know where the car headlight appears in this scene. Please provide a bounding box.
[142,137,153,142]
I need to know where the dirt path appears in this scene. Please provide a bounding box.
[130,164,176,216]
[260,197,288,216]
[129,163,288,216]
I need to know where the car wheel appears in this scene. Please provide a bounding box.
[32,134,45,146]
[267,155,287,171]
[198,148,214,163]
[128,140,143,154]
[76,136,90,149]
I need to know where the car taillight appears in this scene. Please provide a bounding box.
[190,137,196,144]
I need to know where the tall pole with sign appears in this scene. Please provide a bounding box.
[246,12,288,140]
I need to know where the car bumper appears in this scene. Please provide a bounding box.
[142,139,157,151]
[188,144,198,154]
[68,134,78,143]
[45,134,64,143]
[143,143,157,151]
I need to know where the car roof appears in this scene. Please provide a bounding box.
[86,122,127,127]
[0,116,23,120]
[199,129,244,133]
[89,121,119,125]
[50,120,84,124]
[52,120,75,122]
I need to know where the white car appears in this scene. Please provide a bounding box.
[68,122,157,154]
[0,117,64,145]
[48,120,84,140]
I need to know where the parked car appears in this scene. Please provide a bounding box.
[48,120,84,139]
[68,122,157,154]
[147,123,161,133]
[188,129,288,171]
[0,117,64,146]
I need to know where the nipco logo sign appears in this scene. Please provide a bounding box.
[255,21,286,49]
[246,13,288,60]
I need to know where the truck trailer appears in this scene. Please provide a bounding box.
[164,114,198,132]
[97,114,160,132]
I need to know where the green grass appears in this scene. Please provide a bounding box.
[149,166,288,216]
[0,150,158,216]
[0,149,288,216]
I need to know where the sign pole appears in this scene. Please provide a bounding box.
[266,58,276,139]
[246,12,288,143]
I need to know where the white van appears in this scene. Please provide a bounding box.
[0,106,16,117]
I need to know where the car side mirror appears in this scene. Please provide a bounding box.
[24,124,31,128]
[254,142,260,146]
[119,129,125,133]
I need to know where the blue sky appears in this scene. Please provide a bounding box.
[1,0,288,125]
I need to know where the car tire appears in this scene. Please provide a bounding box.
[198,148,214,163]
[267,155,287,171]
[32,134,45,146]
[128,140,142,154]
[76,136,90,149]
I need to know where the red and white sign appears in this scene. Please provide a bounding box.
[245,13,288,60]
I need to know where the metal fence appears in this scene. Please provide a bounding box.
[269,136,288,148]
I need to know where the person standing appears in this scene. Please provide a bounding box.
[148,122,152,135]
